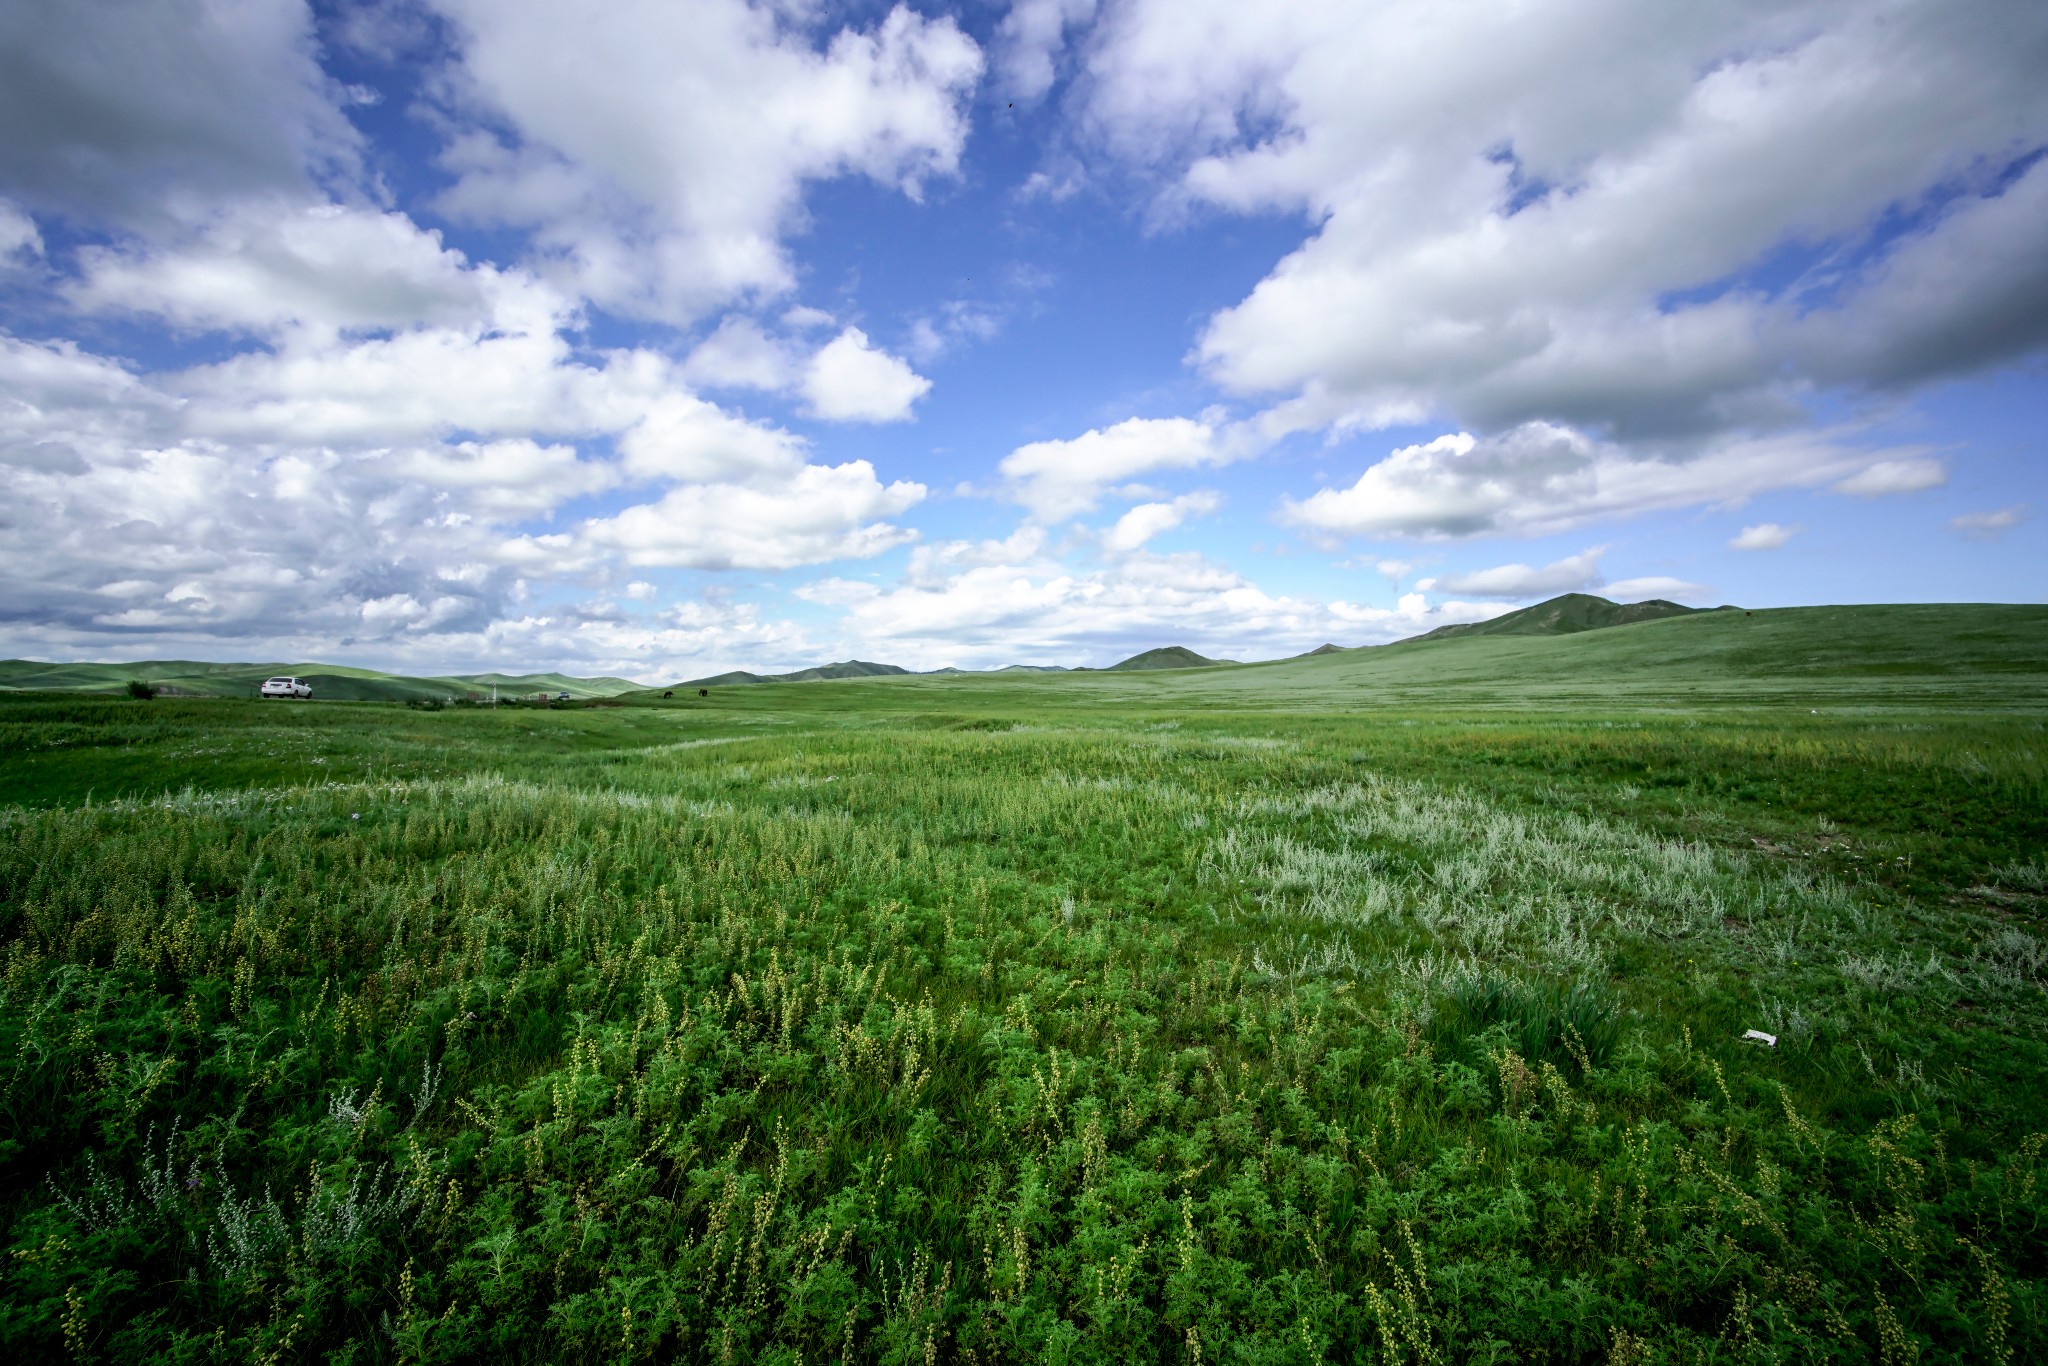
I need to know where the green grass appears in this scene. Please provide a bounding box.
[2,606,2045,1362]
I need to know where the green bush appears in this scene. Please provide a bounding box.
[124,680,156,700]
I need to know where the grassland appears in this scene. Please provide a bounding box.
[0,659,642,703]
[2,605,2045,1362]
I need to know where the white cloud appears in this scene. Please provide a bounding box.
[624,580,657,600]
[802,537,1507,669]
[398,439,617,518]
[1101,490,1221,552]
[906,299,1003,362]
[904,525,1049,583]
[426,0,983,321]
[1832,458,1947,497]
[681,316,800,392]
[68,201,516,337]
[1280,422,1899,541]
[1000,416,1236,521]
[1604,575,1714,602]
[1950,505,2027,540]
[782,305,836,331]
[0,308,928,663]
[1076,0,2048,522]
[616,393,807,484]
[0,200,42,265]
[997,0,1098,101]
[1417,547,1604,599]
[801,327,932,422]
[1730,522,1799,550]
[572,461,926,570]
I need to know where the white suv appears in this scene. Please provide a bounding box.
[259,676,312,699]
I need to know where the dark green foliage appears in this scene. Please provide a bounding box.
[1433,974,1621,1070]
[124,680,156,701]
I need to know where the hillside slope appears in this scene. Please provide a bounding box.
[0,659,641,700]
[1175,602,2048,711]
[1105,646,1230,671]
[1411,592,1713,642]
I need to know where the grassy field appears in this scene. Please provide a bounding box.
[0,660,642,703]
[2,605,2045,1362]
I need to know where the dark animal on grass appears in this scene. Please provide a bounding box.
[699,688,708,697]
[663,690,673,699]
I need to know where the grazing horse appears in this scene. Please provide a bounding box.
[699,688,709,698]
[662,690,674,699]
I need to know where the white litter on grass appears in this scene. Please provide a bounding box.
[1742,1029,1778,1047]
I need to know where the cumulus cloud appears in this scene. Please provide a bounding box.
[996,0,1098,101]
[1604,576,1714,602]
[1730,522,1799,550]
[800,539,1505,669]
[1001,416,1237,521]
[398,439,618,517]
[68,201,510,336]
[1280,423,1901,542]
[801,327,933,422]
[1417,547,1604,599]
[0,303,927,662]
[1101,490,1221,552]
[1950,505,2028,540]
[426,0,983,320]
[572,462,926,570]
[1077,0,2048,520]
[1832,459,1947,497]
[0,0,361,225]
[616,393,807,484]
[681,316,800,392]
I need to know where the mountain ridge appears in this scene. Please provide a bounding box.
[1402,593,1720,644]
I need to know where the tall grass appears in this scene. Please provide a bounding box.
[0,701,2043,1361]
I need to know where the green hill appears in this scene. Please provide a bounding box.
[440,671,642,697]
[668,659,911,689]
[1105,602,2048,712]
[0,659,643,701]
[1105,646,1231,671]
[1411,592,1714,641]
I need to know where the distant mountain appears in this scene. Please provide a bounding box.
[443,670,642,696]
[1300,643,1346,657]
[1406,593,1721,644]
[0,659,642,700]
[995,664,1071,673]
[1105,646,1232,671]
[671,659,910,688]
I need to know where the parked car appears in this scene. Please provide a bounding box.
[260,676,312,699]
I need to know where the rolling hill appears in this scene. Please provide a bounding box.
[1104,646,1232,671]
[1104,601,2048,712]
[669,660,912,688]
[1409,592,1717,641]
[0,659,643,701]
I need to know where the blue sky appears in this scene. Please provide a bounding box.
[0,0,2042,680]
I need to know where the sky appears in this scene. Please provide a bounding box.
[0,0,2043,681]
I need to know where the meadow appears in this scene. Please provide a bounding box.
[2,606,2045,1363]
